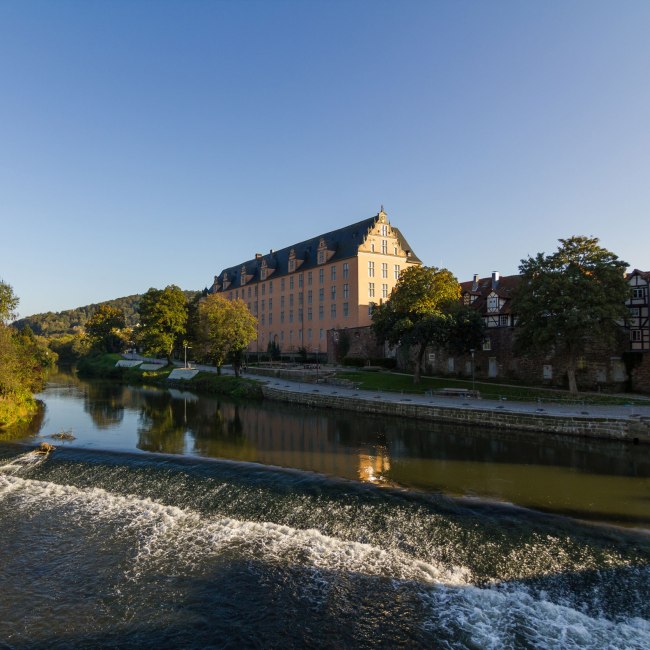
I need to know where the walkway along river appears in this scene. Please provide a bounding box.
[0,370,648,648]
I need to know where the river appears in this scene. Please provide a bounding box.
[0,370,648,648]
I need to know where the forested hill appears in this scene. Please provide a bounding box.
[12,290,199,336]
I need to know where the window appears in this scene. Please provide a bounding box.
[371,242,375,252]
[487,295,499,312]
[330,304,336,318]
[331,266,336,280]
[499,315,509,326]
[269,313,273,325]
[288,259,295,273]
[382,263,388,278]
[482,338,492,351]
[343,283,349,299]
[393,246,398,255]
[319,288,324,302]
[281,278,285,292]
[308,328,312,341]
[308,290,312,305]
[368,302,375,315]
[331,286,336,300]
[308,307,312,321]
[343,263,349,279]
[261,299,265,312]
[262,283,266,296]
[298,274,303,288]
[369,283,375,298]
[320,328,324,340]
[319,268,324,284]
[629,307,640,317]
[298,292,303,305]
[269,281,273,294]
[289,310,293,323]
[261,314,265,325]
[308,272,313,286]
[289,294,294,307]
[268,298,273,311]
[368,261,375,277]
[343,302,349,318]
[280,296,285,308]
[318,249,326,264]
[289,276,294,290]
[394,264,400,279]
[319,305,324,320]
[631,330,642,342]
[298,308,303,321]
[381,224,388,236]
[280,311,285,323]
[382,284,388,298]
[381,240,387,254]
[633,288,646,299]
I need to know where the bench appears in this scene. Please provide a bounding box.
[436,388,481,399]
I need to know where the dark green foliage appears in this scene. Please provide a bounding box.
[334,330,351,361]
[138,286,190,361]
[511,236,629,393]
[267,340,281,360]
[12,291,197,337]
[446,306,486,356]
[86,305,127,353]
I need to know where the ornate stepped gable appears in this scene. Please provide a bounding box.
[210,211,421,293]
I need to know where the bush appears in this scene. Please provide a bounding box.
[342,357,366,367]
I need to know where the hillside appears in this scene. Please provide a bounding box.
[12,291,199,337]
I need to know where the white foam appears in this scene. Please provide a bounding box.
[1,475,647,648]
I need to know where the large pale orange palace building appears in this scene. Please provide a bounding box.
[209,209,421,355]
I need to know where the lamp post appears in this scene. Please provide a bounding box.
[470,349,475,394]
[184,343,192,369]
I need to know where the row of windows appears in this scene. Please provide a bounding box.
[368,283,390,299]
[368,262,401,279]
[258,303,352,324]
[240,263,354,290]
[258,328,326,344]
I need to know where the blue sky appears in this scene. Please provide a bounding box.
[1,0,649,318]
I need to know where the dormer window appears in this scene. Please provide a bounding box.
[240,265,247,286]
[317,238,328,264]
[288,248,298,272]
[260,259,268,281]
[487,294,499,312]
[381,224,388,236]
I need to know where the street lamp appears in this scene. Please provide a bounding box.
[470,349,475,394]
[184,343,192,369]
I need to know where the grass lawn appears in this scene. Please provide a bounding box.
[335,369,650,406]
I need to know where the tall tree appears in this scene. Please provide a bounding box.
[372,265,461,383]
[138,286,188,362]
[86,305,127,353]
[0,280,19,324]
[197,294,257,376]
[511,236,629,394]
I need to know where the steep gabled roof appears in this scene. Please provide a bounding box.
[212,212,421,289]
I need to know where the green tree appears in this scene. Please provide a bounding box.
[511,236,629,394]
[137,286,189,362]
[372,266,461,383]
[0,280,19,324]
[86,305,127,353]
[197,294,257,376]
[446,305,486,356]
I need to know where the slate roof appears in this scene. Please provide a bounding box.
[460,274,521,314]
[211,212,421,290]
[626,269,650,282]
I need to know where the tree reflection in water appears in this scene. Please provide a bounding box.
[84,382,125,429]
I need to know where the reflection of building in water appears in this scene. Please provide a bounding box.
[189,398,394,483]
[357,448,391,484]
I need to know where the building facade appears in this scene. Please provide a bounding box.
[209,210,421,355]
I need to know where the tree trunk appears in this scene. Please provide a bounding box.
[567,365,578,394]
[217,364,222,376]
[413,344,425,384]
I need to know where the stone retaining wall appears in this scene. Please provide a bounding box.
[261,386,650,443]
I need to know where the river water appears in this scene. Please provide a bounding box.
[0,371,648,648]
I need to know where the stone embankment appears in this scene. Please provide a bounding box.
[261,383,650,443]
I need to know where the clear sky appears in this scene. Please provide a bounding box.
[1,0,649,318]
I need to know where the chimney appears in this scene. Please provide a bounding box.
[472,274,479,291]
[255,253,262,260]
[491,271,500,289]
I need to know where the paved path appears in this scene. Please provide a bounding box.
[152,356,650,422]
